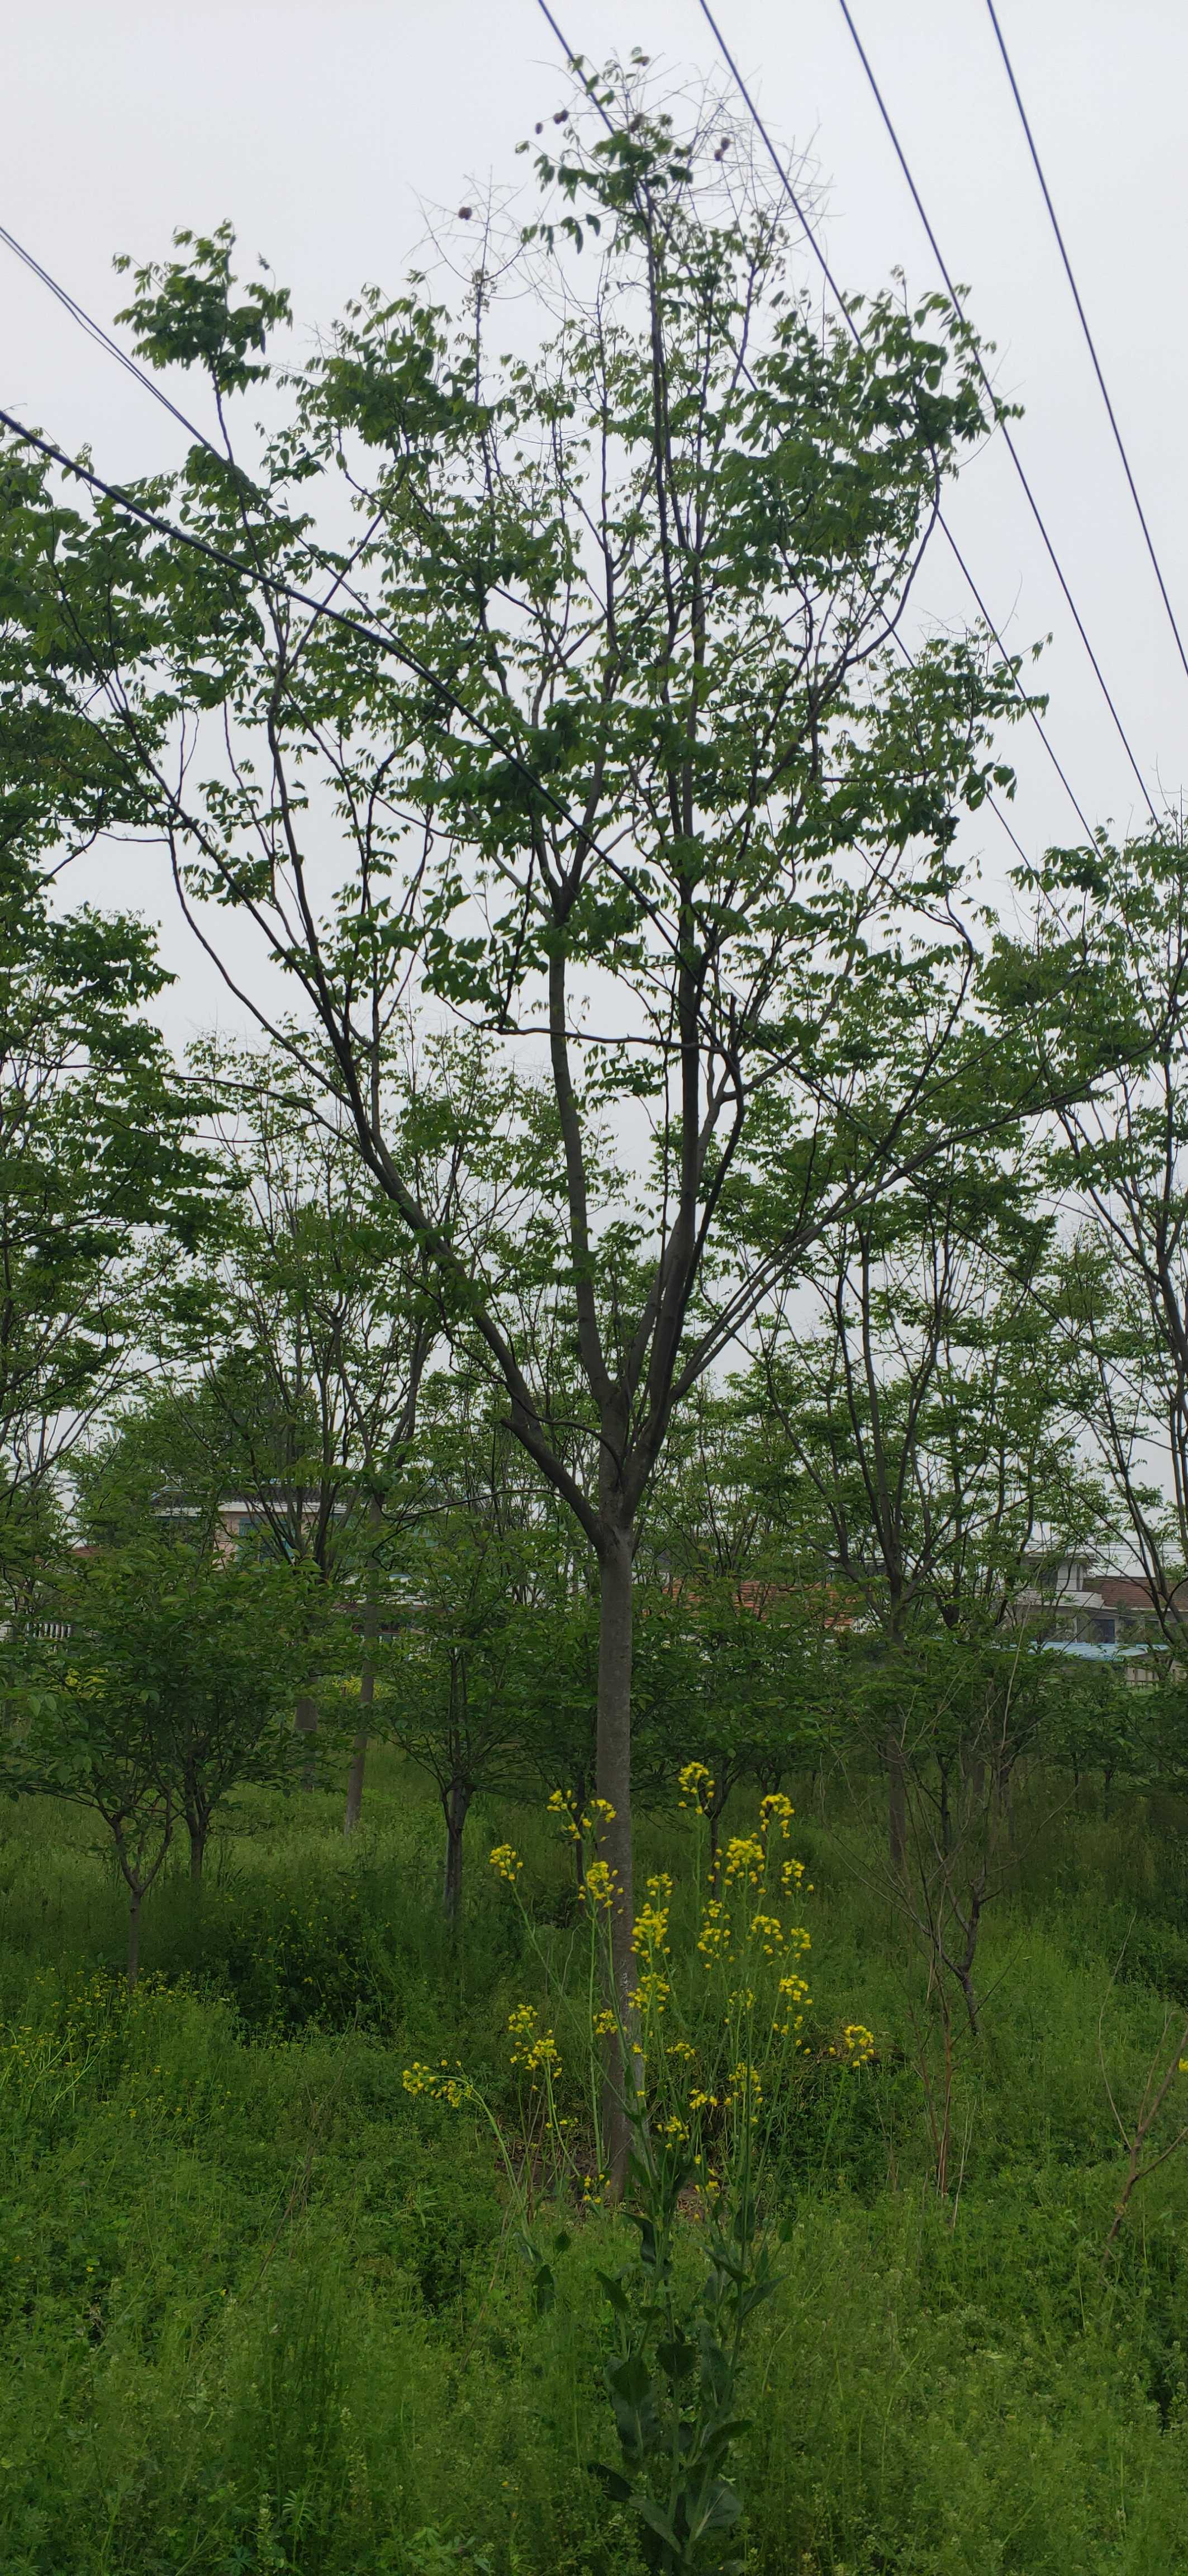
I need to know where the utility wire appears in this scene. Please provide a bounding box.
[0,402,697,981]
[688,0,1100,844]
[0,209,1033,1002]
[1,170,1044,892]
[0,222,225,462]
[540,0,1091,863]
[829,0,1159,825]
[982,0,1188,690]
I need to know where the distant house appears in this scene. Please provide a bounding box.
[146,1491,351,1564]
[1009,1554,1180,1679]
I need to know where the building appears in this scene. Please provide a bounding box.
[1009,1554,1180,1678]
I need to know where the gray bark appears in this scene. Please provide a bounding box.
[597,1531,635,2191]
[443,1778,471,1925]
[345,1490,383,1835]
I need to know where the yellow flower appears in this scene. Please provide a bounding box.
[678,1761,715,1815]
[749,1911,784,1955]
[633,1900,671,1957]
[547,1790,581,1840]
[697,1896,730,1962]
[759,1792,795,1839]
[628,1971,671,2016]
[580,1859,616,1911]
[402,2059,469,2108]
[722,1834,765,1888]
[489,1843,523,1884]
[507,2002,562,2082]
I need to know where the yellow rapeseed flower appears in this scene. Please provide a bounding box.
[678,1761,715,1815]
[722,1834,765,1888]
[759,1792,795,1839]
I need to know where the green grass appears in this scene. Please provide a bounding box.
[3,1755,1188,2573]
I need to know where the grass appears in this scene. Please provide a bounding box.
[2,1751,1188,2572]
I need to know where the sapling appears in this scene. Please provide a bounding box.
[1099,1939,1188,2261]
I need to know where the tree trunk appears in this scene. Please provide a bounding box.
[187,1813,207,1886]
[295,1692,319,1789]
[344,1734,368,1835]
[127,1887,142,1992]
[569,1768,588,1892]
[963,1741,986,1804]
[708,1791,728,1876]
[345,1493,383,1835]
[887,1731,907,1879]
[938,1755,953,1858]
[596,1530,635,2194]
[443,1778,471,1924]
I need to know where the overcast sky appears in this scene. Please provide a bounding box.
[7,0,1187,1039]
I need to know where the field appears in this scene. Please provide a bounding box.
[3,1754,1188,2576]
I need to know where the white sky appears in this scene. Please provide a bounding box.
[6,0,1188,1042]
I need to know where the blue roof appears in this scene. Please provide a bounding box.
[1037,1640,1165,1661]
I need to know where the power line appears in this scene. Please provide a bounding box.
[0,162,1047,897]
[0,200,1037,1011]
[536,0,1067,875]
[829,0,1159,826]
[688,0,1101,845]
[0,223,224,463]
[539,0,1094,864]
[982,0,1188,692]
[0,402,699,981]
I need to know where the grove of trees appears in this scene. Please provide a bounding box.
[1,58,1186,2172]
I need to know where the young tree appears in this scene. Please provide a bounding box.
[1051,831,1188,1655]
[141,1545,338,1881]
[0,70,1103,2169]
[747,1153,1109,1864]
[382,1396,539,1922]
[0,853,208,1612]
[9,1542,336,1919]
[78,1033,499,1813]
[640,1386,833,1846]
[5,1653,173,1991]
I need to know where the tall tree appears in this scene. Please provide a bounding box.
[0,72,1103,2170]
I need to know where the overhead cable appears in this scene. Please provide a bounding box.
[829,0,1158,823]
[982,0,1188,690]
[536,0,1070,865]
[0,222,224,462]
[0,403,698,981]
[0,109,1051,878]
[685,0,1104,845]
